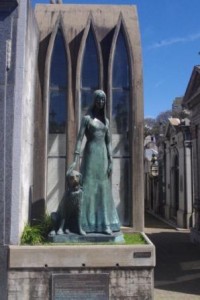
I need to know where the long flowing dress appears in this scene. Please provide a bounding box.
[75,115,120,233]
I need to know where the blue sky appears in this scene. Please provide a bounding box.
[32,0,200,117]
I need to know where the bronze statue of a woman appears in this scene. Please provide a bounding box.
[68,90,120,235]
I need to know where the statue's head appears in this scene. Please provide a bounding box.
[93,90,106,111]
[67,170,82,191]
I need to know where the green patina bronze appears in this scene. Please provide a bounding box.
[68,90,121,235]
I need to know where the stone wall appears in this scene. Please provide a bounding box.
[159,119,193,229]
[8,268,153,300]
[17,1,39,237]
[0,0,39,246]
[8,239,155,299]
[34,4,144,230]
[0,0,18,247]
[0,1,38,298]
[10,0,39,245]
[0,2,19,299]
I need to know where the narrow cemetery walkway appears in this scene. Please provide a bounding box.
[145,213,200,300]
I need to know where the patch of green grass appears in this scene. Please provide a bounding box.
[124,233,147,245]
[39,214,53,238]
[21,224,44,245]
[44,233,146,246]
[21,214,53,245]
[21,218,146,246]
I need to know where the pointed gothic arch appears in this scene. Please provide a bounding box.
[76,15,103,129]
[108,15,133,225]
[44,17,72,212]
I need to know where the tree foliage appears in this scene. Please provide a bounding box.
[144,110,173,138]
[144,108,190,140]
[156,110,172,124]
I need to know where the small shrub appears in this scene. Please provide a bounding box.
[39,214,53,238]
[21,214,53,245]
[21,224,43,245]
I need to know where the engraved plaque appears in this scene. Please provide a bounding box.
[134,251,151,258]
[52,273,109,300]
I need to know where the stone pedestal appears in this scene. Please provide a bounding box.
[177,209,185,228]
[177,209,194,228]
[8,233,155,299]
[48,231,125,243]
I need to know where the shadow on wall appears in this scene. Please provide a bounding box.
[30,198,45,225]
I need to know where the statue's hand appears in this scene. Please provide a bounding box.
[66,154,79,176]
[66,161,76,176]
[107,159,113,177]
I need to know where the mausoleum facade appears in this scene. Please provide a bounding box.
[33,4,144,230]
[0,1,146,298]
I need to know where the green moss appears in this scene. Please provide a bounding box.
[124,233,147,245]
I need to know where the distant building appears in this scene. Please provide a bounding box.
[183,65,200,242]
[144,135,159,213]
[145,116,193,228]
[162,117,193,228]
[145,98,193,228]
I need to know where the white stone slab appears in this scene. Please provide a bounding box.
[9,234,155,268]
[112,158,130,226]
[46,157,66,213]
[48,134,66,156]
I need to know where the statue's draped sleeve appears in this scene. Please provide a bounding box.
[74,116,90,155]
[105,118,112,161]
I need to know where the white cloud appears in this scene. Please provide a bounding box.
[155,80,164,88]
[149,32,200,49]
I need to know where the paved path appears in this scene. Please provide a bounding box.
[145,213,200,299]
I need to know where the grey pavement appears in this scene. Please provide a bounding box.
[145,213,200,300]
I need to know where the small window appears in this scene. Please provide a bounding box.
[81,29,99,117]
[112,29,130,134]
[49,91,67,133]
[49,30,67,133]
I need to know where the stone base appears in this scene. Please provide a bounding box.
[48,231,125,243]
[8,268,154,299]
[164,204,170,220]
[8,233,155,299]
[177,209,185,228]
[190,228,200,244]
[177,210,194,229]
